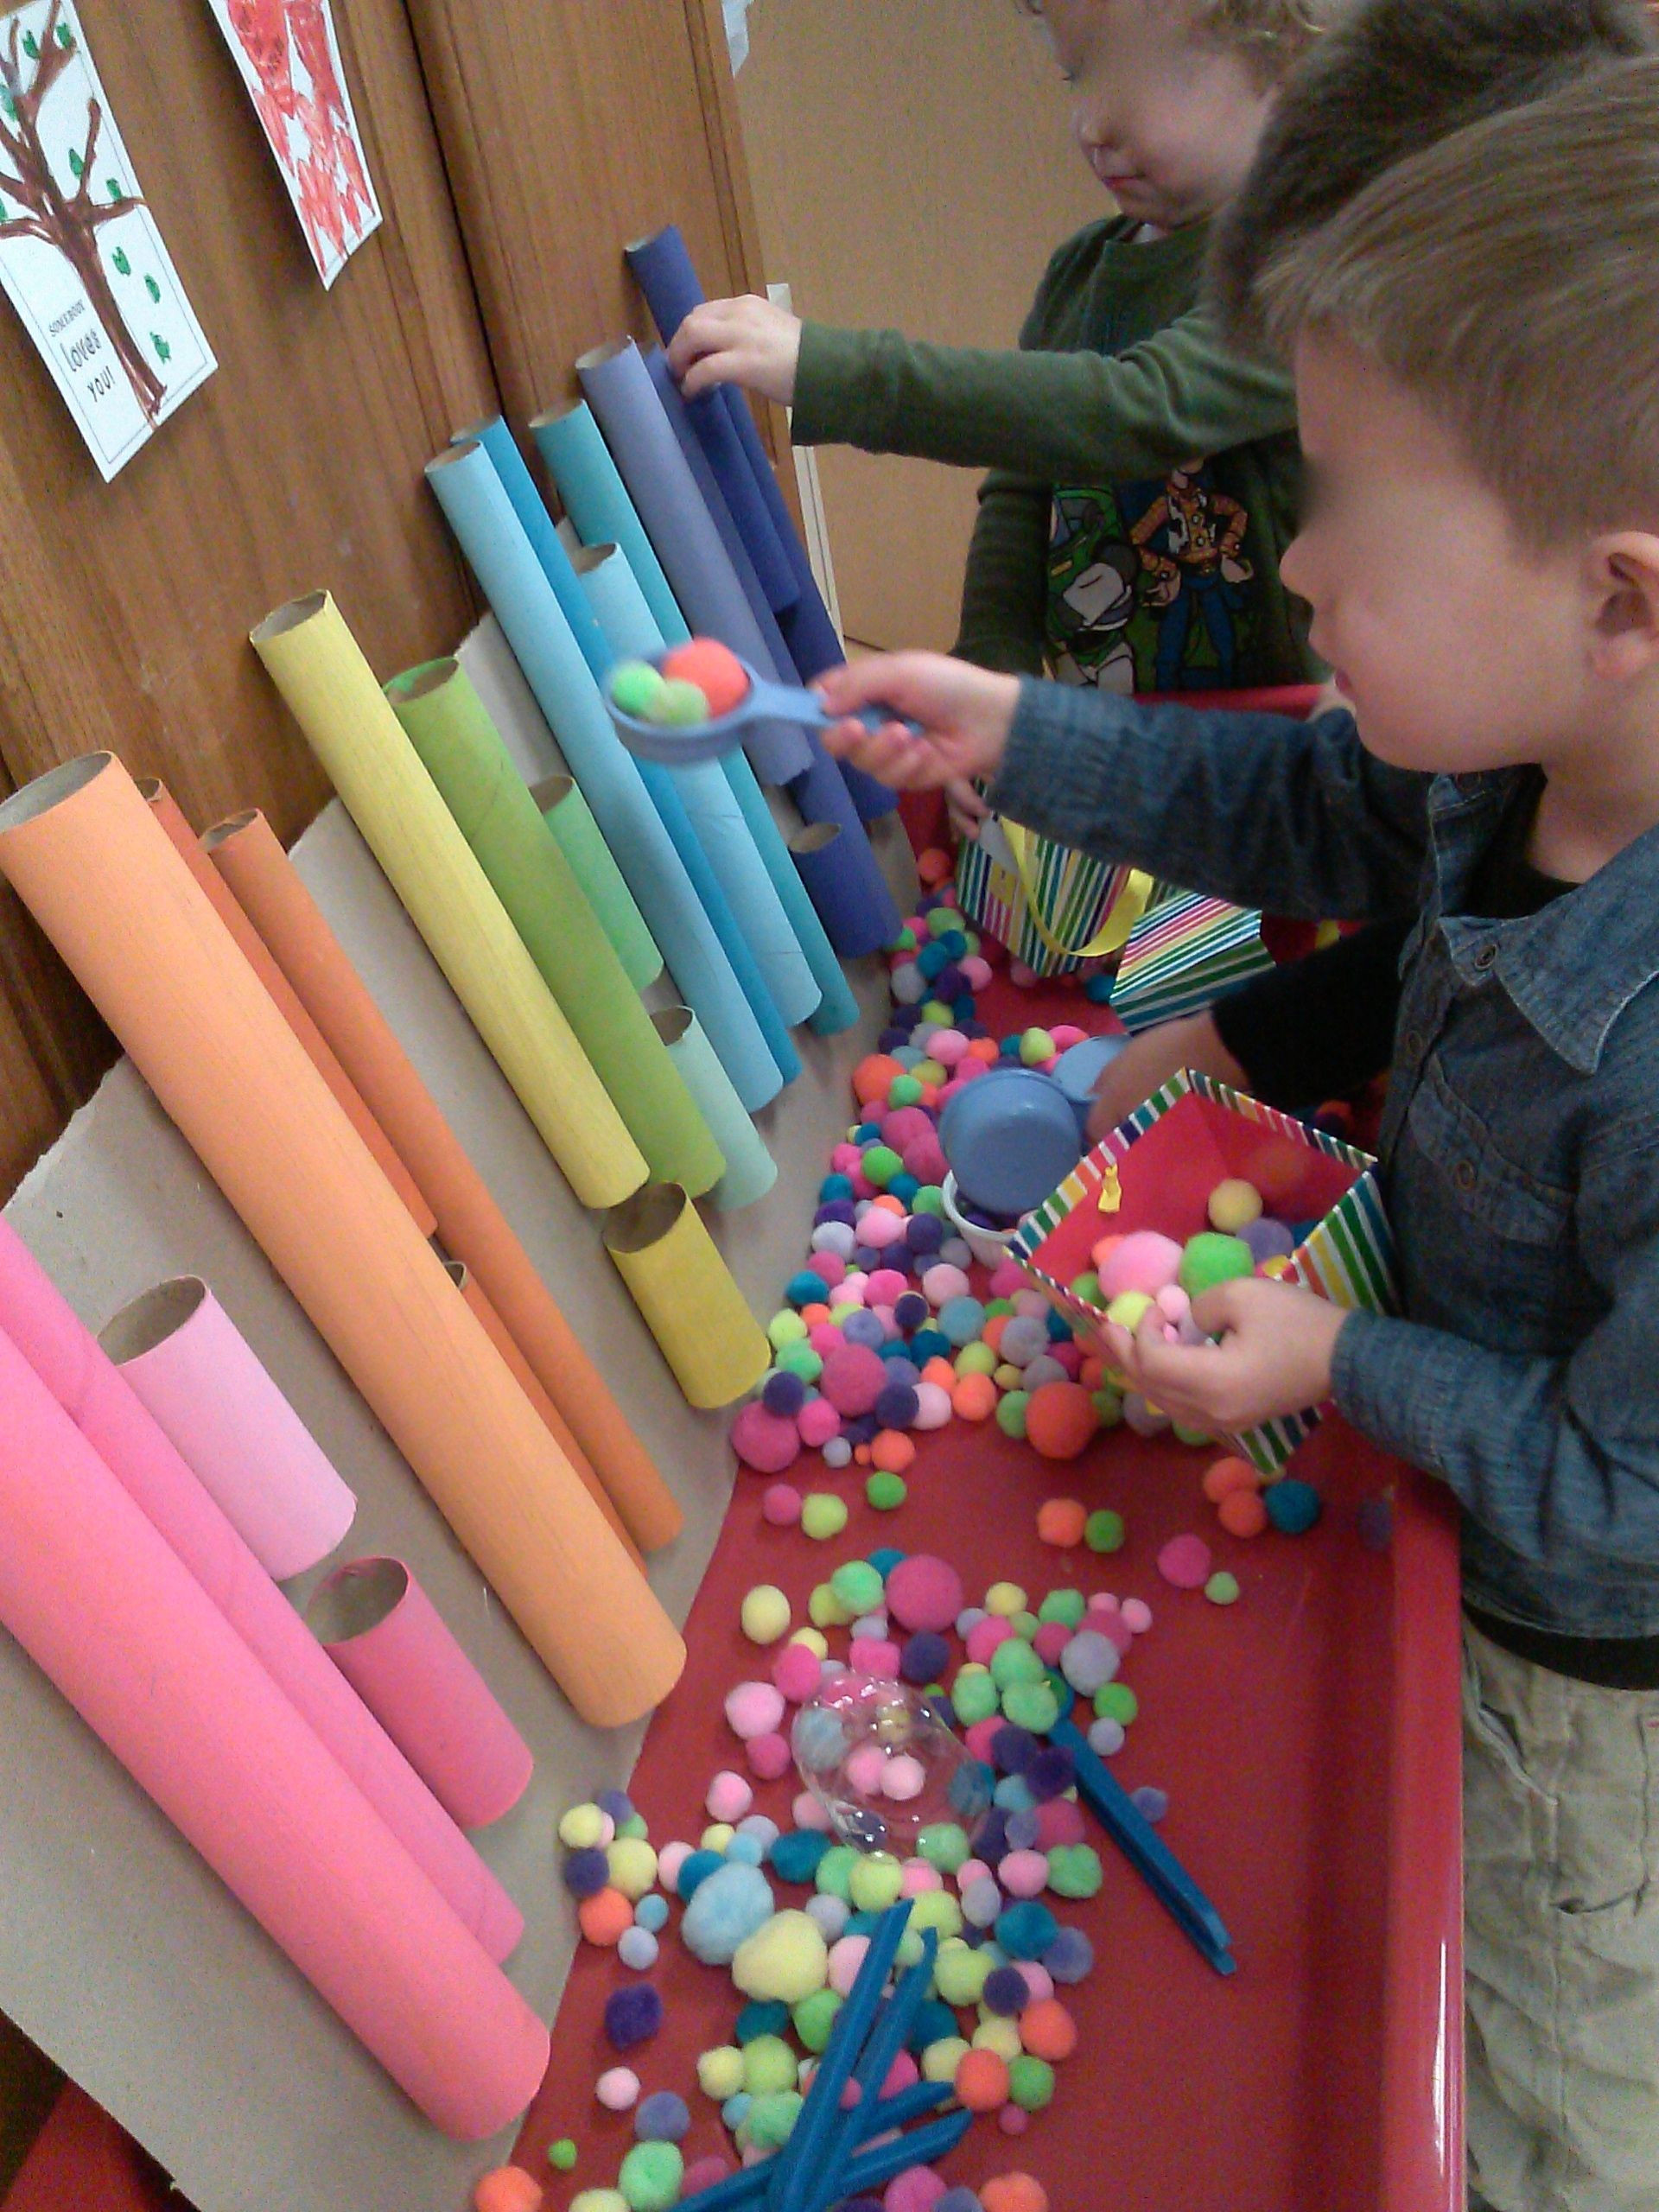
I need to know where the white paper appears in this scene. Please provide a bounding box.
[0,0,214,480]
[723,0,752,72]
[203,0,380,288]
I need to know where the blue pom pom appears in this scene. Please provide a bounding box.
[1266,1478,1322,1535]
[855,1121,883,1144]
[725,1832,764,1866]
[909,1328,951,1364]
[735,1999,791,2045]
[786,1269,827,1309]
[893,1291,931,1332]
[982,1965,1028,2016]
[721,2092,753,2133]
[1084,971,1116,1003]
[852,1244,883,1273]
[842,1310,887,1351]
[952,995,978,1025]
[874,1382,919,1429]
[1046,1304,1074,1341]
[1000,1034,1023,1058]
[603,1983,663,2050]
[991,1726,1039,1776]
[938,1296,987,1347]
[880,1356,921,1386]
[995,1900,1059,1959]
[938,931,968,960]
[869,1548,906,1579]
[934,964,963,999]
[634,1893,670,1933]
[888,1172,921,1206]
[820,1173,855,1203]
[563,1846,610,1897]
[762,1370,808,1419]
[635,2090,690,2143]
[1004,1808,1040,1851]
[976,1808,1010,1865]
[677,1848,724,1901]
[682,1860,776,1964]
[916,944,948,980]
[597,1787,634,1823]
[900,1630,950,1685]
[1044,1925,1096,1983]
[769,1828,832,1885]
[843,1414,879,1446]
[993,1774,1035,1814]
[907,1999,959,2052]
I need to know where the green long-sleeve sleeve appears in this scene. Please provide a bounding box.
[954,471,1050,674]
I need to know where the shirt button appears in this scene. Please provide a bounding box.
[1473,943,1498,971]
[1455,1160,1478,1192]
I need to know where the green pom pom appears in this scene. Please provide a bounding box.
[1019,1027,1055,1066]
[1001,1680,1059,1733]
[867,1471,907,1510]
[1069,1270,1102,1306]
[951,1667,1000,1725]
[888,1074,925,1107]
[742,2091,803,2152]
[548,2138,578,2171]
[742,2034,798,2094]
[830,1560,884,1615]
[1039,1588,1086,1627]
[1084,1509,1126,1554]
[1046,1842,1103,1898]
[955,1342,997,1377]
[802,1493,849,1541]
[918,1821,971,1873]
[618,2139,684,2212]
[815,1844,857,1899]
[861,1144,903,1187]
[646,676,711,726]
[776,1342,823,1382]
[912,1185,947,1217]
[995,1389,1030,1440]
[989,1637,1044,1690]
[1095,1681,1139,1724]
[1092,1391,1124,1431]
[1173,1421,1211,1447]
[893,927,918,952]
[792,1988,842,2053]
[1205,1570,1242,1606]
[609,660,665,716]
[1008,2055,1057,2111]
[933,1936,991,2006]
[1179,1231,1256,1298]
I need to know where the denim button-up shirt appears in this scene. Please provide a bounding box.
[992,681,1659,1638]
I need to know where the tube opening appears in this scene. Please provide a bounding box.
[604,1182,687,1255]
[0,753,115,833]
[308,1557,410,1644]
[250,592,328,646]
[99,1275,211,1363]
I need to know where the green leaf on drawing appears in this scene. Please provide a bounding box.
[143,274,159,302]
[150,333,170,364]
[111,246,130,275]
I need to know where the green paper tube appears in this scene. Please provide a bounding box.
[385,659,724,1199]
[575,543,819,1031]
[531,772,663,993]
[651,1007,777,1212]
[577,540,860,1041]
[532,400,692,648]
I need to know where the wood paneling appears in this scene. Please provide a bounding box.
[735,0,1103,651]
[404,0,769,432]
[0,0,498,1198]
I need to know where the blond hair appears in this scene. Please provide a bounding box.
[1016,0,1335,79]
[1258,57,1659,548]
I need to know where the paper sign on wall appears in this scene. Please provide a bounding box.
[0,0,214,481]
[204,0,380,288]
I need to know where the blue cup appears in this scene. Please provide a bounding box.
[1053,1033,1131,1142]
[938,1067,1084,1220]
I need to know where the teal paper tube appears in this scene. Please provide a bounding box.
[531,400,692,648]
[531,772,663,992]
[425,439,785,1110]
[575,543,820,1031]
[652,1007,778,1213]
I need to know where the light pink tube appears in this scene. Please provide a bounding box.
[311,1560,534,1829]
[0,1218,522,1962]
[0,1324,550,2137]
[99,1277,357,1581]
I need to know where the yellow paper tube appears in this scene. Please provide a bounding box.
[603,1184,769,1410]
[0,753,683,1727]
[250,592,646,1212]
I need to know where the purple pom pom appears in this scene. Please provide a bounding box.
[874,1382,919,1430]
[899,1630,951,1685]
[905,1215,946,1256]
[762,1370,808,1420]
[562,1846,610,1898]
[982,1965,1029,2016]
[604,1984,664,2050]
[893,1291,931,1332]
[990,1725,1040,1777]
[1027,1745,1077,1802]
[597,1788,633,1824]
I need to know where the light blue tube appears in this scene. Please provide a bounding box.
[582,543,860,1043]
[531,400,692,647]
[427,439,785,1109]
[467,416,617,683]
[577,546,821,1031]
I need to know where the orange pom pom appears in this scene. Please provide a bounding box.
[955,2048,1011,2113]
[474,2169,543,2212]
[1024,1382,1100,1462]
[921,1356,957,1389]
[1018,1998,1077,2063]
[802,1302,830,1328]
[982,2177,1049,2212]
[967,1037,1001,1065]
[982,1315,1009,1357]
[1036,1497,1087,1548]
[1090,1235,1125,1274]
[1203,1455,1262,1504]
[1078,1356,1106,1392]
[854,1055,906,1106]
[917,846,953,886]
[871,1430,917,1474]
[660,637,749,715]
[952,1373,998,1422]
[578,1887,632,1946]
[855,1445,873,1465]
[1218,1488,1269,1538]
[872,1192,907,1215]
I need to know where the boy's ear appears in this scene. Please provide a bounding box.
[1586,532,1659,680]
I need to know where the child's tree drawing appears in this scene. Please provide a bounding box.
[0,0,162,421]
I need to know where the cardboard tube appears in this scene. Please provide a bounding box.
[531,772,663,994]
[99,1276,356,1582]
[0,1217,522,1961]
[201,808,683,1554]
[250,594,647,1211]
[652,1007,777,1213]
[0,753,684,1726]
[310,1558,534,1831]
[533,397,692,649]
[140,779,435,1236]
[602,1183,768,1409]
[440,1256,639,1563]
[0,1328,549,2139]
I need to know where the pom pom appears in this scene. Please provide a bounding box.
[1266,1478,1323,1535]
[732,1910,831,2003]
[1025,1383,1099,1462]
[1097,1231,1183,1301]
[1179,1232,1255,1298]
[682,1860,777,1964]
[886,1554,965,1633]
[762,1483,804,1527]
[660,638,748,714]
[727,1681,787,1739]
[1157,1534,1213,1589]
[474,2168,543,2212]
[732,1401,802,1475]
[820,1344,889,1417]
[1207,1177,1263,1232]
[741,1585,792,1644]
[604,1985,664,2050]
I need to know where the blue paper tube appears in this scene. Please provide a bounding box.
[531,399,691,650]
[577,343,900,957]
[575,543,820,1029]
[652,1007,777,1211]
[448,426,804,1086]
[625,223,897,822]
[425,440,785,1110]
[575,540,857,1038]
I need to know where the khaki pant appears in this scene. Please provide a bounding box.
[1465,1624,1659,2211]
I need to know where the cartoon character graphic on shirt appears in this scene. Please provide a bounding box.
[1045,489,1139,691]
[1129,460,1255,690]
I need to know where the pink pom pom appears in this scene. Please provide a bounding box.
[961,956,994,991]
[900,1859,943,1895]
[821,1345,888,1417]
[808,1322,847,1357]
[956,1858,991,1892]
[861,1211,906,1251]
[1032,1621,1071,1665]
[1050,1025,1088,1052]
[1122,1597,1154,1634]
[903,1135,949,1185]
[733,1402,803,1475]
[849,1637,902,1679]
[882,2053,921,2097]
[772,1643,823,1701]
[1017,1962,1054,2003]
[809,1251,849,1291]
[988,1260,1028,1301]
[762,1483,804,1527]
[1010,961,1039,988]
[829,1936,871,1996]
[912,1381,953,1430]
[831,1142,863,1176]
[885,1554,964,1633]
[963,1719,1002,1766]
[1098,1230,1184,1302]
[797,1398,842,1449]
[726,1681,786,1739]
[999,2106,1031,2137]
[658,1840,691,1889]
[1000,1849,1050,1898]
[882,1106,937,1150]
[1102,1614,1135,1654]
[793,1789,831,1831]
[1157,1534,1213,1590]
[866,1267,909,1306]
[747,1731,793,1780]
[930,1029,969,1067]
[966,1616,1013,1665]
[1049,1339,1084,1378]
[1034,1798,1085,1849]
[684,2158,731,2194]
[845,1742,887,1795]
[922,1264,972,1309]
[707,1770,753,1822]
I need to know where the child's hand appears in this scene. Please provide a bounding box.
[667,296,803,405]
[1086,1012,1248,1141]
[1101,1277,1348,1435]
[946,778,989,842]
[815,655,1020,791]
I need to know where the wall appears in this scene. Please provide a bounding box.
[734,0,1103,652]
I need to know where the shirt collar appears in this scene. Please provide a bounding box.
[1429,772,1659,1073]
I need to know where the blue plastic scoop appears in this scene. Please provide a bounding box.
[605,649,918,766]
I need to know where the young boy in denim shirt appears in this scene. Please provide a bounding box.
[818,61,1659,2212]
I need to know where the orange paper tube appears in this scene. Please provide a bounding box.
[0,756,683,1727]
[203,806,683,1554]
[440,1255,640,1564]
[140,779,435,1240]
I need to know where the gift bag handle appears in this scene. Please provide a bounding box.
[1000,820,1155,963]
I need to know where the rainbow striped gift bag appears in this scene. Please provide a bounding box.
[1109,892,1274,1032]
[1011,1069,1396,1477]
[955,810,1153,979]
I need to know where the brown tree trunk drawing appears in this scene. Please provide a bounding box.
[0,0,164,422]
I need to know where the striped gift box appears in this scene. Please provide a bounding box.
[1109,892,1274,1032]
[1011,1068,1396,1477]
[955,812,1138,979]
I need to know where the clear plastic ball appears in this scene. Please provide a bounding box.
[791,1675,993,1858]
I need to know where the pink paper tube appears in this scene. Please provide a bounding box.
[0,1218,522,1963]
[99,1277,357,1582]
[0,1324,550,2138]
[310,1560,534,1829]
